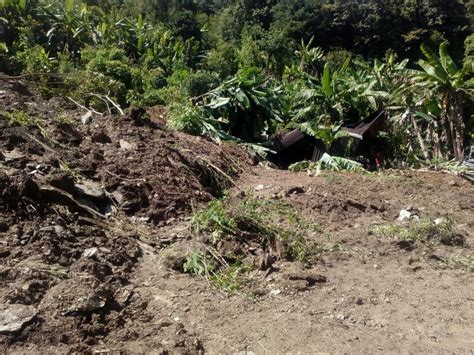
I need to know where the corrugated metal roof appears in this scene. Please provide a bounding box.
[343,111,385,138]
[273,129,306,153]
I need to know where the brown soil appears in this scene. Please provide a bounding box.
[1,80,473,353]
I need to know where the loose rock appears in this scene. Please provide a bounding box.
[0,304,38,334]
[81,110,93,125]
[75,180,105,200]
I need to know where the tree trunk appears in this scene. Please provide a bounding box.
[447,92,465,161]
[430,120,443,160]
[410,114,430,161]
[442,95,454,159]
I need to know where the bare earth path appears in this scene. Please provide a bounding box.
[112,167,474,353]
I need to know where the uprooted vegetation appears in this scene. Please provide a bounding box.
[161,195,324,293]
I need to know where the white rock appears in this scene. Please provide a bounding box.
[397,209,412,222]
[75,181,105,199]
[0,304,38,334]
[254,184,265,191]
[119,139,137,151]
[82,247,98,259]
[81,110,93,125]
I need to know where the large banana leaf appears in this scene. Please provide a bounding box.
[322,63,333,97]
[439,42,458,77]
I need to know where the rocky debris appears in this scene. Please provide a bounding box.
[346,198,366,211]
[119,139,137,151]
[286,186,305,195]
[46,172,75,194]
[369,201,386,212]
[75,180,105,200]
[397,207,420,222]
[1,149,26,162]
[0,304,38,334]
[396,240,415,251]
[257,253,276,271]
[65,293,107,314]
[0,80,249,351]
[448,179,458,187]
[0,247,11,258]
[81,110,93,125]
[82,247,99,259]
[286,272,327,287]
[91,130,112,144]
[39,184,104,218]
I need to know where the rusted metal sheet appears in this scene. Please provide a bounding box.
[343,111,385,138]
[273,129,306,153]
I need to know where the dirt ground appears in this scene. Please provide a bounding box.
[1,80,473,353]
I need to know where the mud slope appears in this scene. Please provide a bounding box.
[0,80,251,353]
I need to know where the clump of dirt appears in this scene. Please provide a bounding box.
[0,79,251,352]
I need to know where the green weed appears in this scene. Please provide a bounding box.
[57,113,75,124]
[191,196,320,263]
[373,216,463,246]
[2,110,31,126]
[183,250,252,293]
[446,256,474,271]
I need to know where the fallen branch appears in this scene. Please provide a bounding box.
[86,93,125,116]
[66,96,103,116]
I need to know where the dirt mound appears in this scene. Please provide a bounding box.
[0,80,251,352]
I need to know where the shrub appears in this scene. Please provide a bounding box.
[167,102,205,135]
[185,71,219,97]
[13,45,56,74]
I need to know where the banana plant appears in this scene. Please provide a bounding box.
[297,121,349,152]
[202,67,283,141]
[295,36,325,76]
[412,41,474,161]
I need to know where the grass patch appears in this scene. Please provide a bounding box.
[447,256,474,271]
[191,197,320,263]
[183,250,252,293]
[373,216,464,246]
[2,109,31,126]
[187,195,323,293]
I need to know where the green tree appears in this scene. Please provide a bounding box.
[413,42,473,161]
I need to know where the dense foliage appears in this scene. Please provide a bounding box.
[0,0,473,165]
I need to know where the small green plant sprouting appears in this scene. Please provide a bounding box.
[289,154,365,176]
[183,251,215,276]
[210,262,253,293]
[57,113,75,124]
[2,110,31,126]
[373,216,463,246]
[191,199,238,239]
